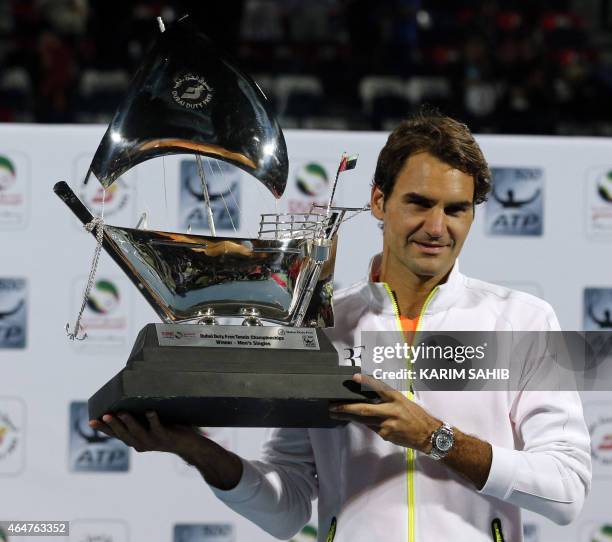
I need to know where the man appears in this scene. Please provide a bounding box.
[91,112,591,541]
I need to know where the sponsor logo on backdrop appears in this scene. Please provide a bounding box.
[72,155,135,229]
[72,277,129,347]
[486,167,543,236]
[296,163,328,197]
[0,153,29,229]
[522,522,539,542]
[172,74,214,109]
[179,159,241,231]
[0,156,16,191]
[70,519,129,542]
[79,177,130,217]
[173,524,234,542]
[0,397,25,475]
[591,416,612,465]
[584,402,612,478]
[0,278,27,349]
[290,524,318,541]
[69,401,129,472]
[288,162,331,214]
[584,288,612,331]
[87,279,120,314]
[586,167,612,237]
[580,522,612,542]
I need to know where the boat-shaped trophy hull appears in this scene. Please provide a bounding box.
[54,181,336,327]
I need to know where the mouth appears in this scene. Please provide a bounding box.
[411,241,449,255]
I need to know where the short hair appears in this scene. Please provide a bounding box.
[373,111,492,205]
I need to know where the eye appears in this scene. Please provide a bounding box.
[407,200,432,209]
[445,206,468,216]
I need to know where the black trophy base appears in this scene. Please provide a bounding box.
[88,324,369,428]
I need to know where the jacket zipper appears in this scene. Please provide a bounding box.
[381,283,439,542]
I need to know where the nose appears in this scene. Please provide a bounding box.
[423,206,446,239]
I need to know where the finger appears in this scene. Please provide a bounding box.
[329,411,384,426]
[117,412,151,444]
[89,419,117,439]
[102,414,138,447]
[355,373,398,401]
[145,411,165,435]
[376,425,394,441]
[330,401,394,418]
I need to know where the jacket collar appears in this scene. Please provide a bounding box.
[360,253,464,315]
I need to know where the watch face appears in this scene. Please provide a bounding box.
[435,432,453,452]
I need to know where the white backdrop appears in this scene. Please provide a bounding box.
[0,124,611,542]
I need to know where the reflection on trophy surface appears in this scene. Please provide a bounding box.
[53,17,370,428]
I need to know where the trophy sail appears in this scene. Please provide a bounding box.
[88,19,288,199]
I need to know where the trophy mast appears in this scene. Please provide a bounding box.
[158,16,218,237]
[195,155,217,236]
[290,152,358,326]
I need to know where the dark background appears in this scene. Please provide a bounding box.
[2,0,612,134]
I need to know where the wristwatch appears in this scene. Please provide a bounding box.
[429,422,454,460]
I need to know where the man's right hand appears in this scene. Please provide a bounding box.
[89,411,243,490]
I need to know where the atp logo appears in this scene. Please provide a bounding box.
[179,159,241,231]
[68,402,129,472]
[486,167,544,236]
[584,288,612,331]
[490,186,541,209]
[0,278,27,349]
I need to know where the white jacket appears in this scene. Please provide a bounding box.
[212,263,592,542]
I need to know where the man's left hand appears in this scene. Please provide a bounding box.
[329,373,440,454]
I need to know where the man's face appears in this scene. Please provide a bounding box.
[371,152,475,280]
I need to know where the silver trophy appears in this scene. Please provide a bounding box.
[54,19,369,427]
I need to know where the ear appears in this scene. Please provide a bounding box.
[371,185,385,221]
